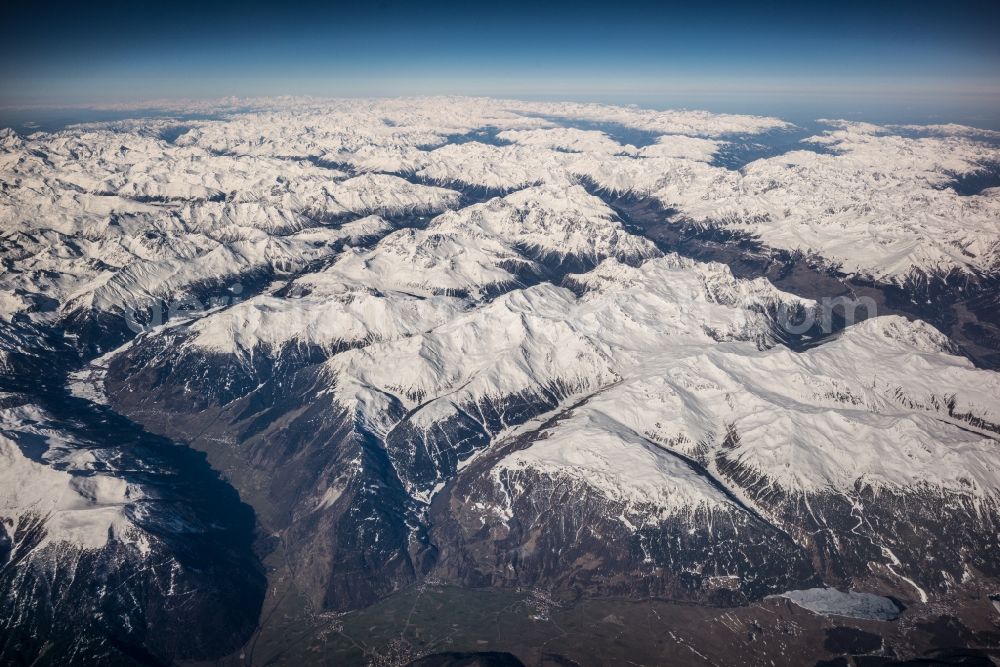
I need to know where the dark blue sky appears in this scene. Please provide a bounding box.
[2,0,998,123]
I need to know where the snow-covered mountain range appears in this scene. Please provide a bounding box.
[2,97,1000,665]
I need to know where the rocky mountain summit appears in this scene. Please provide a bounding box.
[3,98,1000,665]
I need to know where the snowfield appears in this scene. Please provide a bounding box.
[3,98,999,329]
[6,96,1000,507]
[0,403,144,552]
[3,98,1000,634]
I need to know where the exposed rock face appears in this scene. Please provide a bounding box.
[429,442,820,605]
[105,248,1000,615]
[0,397,264,665]
[4,98,1000,663]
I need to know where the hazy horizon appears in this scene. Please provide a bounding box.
[2,0,998,127]
[3,91,1000,135]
